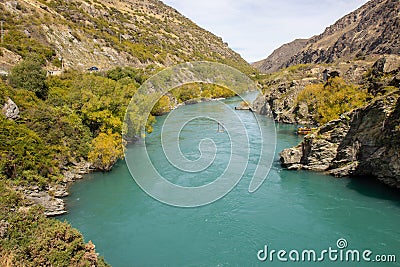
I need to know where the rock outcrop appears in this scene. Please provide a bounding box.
[253,77,318,125]
[1,98,20,120]
[0,47,22,74]
[62,160,94,183]
[254,0,400,73]
[280,90,400,188]
[16,160,93,216]
[253,60,377,125]
[23,187,67,217]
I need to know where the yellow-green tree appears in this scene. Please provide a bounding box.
[297,77,369,124]
[151,95,172,116]
[88,132,124,171]
[171,83,201,102]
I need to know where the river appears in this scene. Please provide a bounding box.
[60,93,400,267]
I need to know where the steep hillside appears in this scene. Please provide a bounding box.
[254,0,399,73]
[0,0,253,73]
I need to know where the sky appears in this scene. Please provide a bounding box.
[162,0,369,63]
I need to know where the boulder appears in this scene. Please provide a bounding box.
[372,55,400,75]
[2,98,19,120]
[280,145,303,170]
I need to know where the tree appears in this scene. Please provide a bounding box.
[151,95,171,116]
[8,59,48,99]
[297,77,369,124]
[88,132,124,171]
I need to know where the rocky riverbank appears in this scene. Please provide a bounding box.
[280,90,400,188]
[258,55,400,189]
[2,95,96,217]
[15,161,94,216]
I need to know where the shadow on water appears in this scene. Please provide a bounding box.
[346,175,400,206]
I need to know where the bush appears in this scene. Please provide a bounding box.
[0,116,60,186]
[8,59,48,99]
[0,182,110,266]
[88,131,124,171]
[297,77,369,124]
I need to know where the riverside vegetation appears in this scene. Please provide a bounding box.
[0,0,254,264]
[1,0,399,265]
[0,57,245,265]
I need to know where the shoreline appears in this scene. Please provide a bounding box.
[37,95,247,217]
[18,160,95,217]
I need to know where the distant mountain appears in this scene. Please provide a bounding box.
[252,39,307,74]
[0,0,253,73]
[254,0,400,73]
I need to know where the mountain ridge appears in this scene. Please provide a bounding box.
[254,0,399,73]
[252,39,307,74]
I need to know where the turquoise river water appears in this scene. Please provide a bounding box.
[60,94,400,267]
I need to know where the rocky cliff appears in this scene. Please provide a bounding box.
[280,58,400,188]
[254,0,400,73]
[280,90,400,188]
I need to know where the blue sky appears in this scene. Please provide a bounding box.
[162,0,369,62]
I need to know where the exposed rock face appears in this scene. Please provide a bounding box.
[253,61,376,125]
[252,39,307,73]
[254,77,318,125]
[254,0,400,73]
[1,98,20,120]
[280,91,400,188]
[0,47,22,74]
[19,185,67,216]
[25,190,66,217]
[372,55,400,74]
[16,161,93,217]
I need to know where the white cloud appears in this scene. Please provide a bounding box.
[162,0,369,62]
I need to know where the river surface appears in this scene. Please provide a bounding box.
[60,93,400,267]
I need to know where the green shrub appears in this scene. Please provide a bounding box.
[8,59,48,99]
[297,77,370,124]
[0,182,110,266]
[0,116,60,186]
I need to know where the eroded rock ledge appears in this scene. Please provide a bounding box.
[280,91,400,189]
[17,161,94,216]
